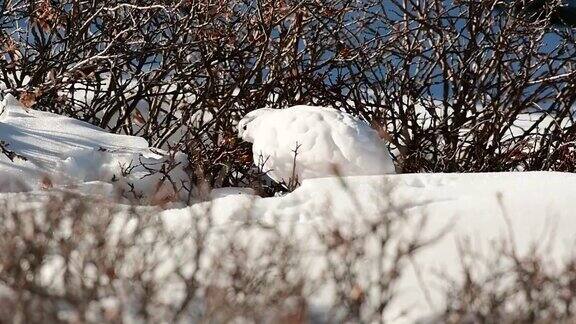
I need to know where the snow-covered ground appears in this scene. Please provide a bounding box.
[0,94,189,203]
[161,171,576,322]
[0,96,575,322]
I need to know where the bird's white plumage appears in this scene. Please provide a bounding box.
[238,105,395,184]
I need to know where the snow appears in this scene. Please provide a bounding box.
[238,105,396,184]
[0,94,189,202]
[209,186,257,199]
[0,97,575,322]
[160,172,576,322]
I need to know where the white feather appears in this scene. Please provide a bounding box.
[238,105,395,184]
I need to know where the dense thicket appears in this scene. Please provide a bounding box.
[1,0,576,192]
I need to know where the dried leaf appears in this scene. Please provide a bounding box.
[19,91,38,109]
[40,176,53,190]
[132,109,146,124]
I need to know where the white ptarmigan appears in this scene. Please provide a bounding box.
[238,105,395,184]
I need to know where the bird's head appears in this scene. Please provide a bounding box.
[237,108,274,142]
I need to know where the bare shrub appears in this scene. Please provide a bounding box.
[440,220,576,323]
[0,181,452,323]
[0,192,169,322]
[439,242,576,323]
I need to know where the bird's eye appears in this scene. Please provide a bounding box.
[243,124,247,130]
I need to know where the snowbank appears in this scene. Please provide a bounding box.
[160,172,576,322]
[0,95,189,202]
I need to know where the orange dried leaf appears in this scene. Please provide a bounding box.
[40,176,53,189]
[132,109,146,124]
[19,91,38,109]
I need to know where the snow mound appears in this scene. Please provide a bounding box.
[161,171,576,323]
[0,94,189,202]
[238,106,395,184]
